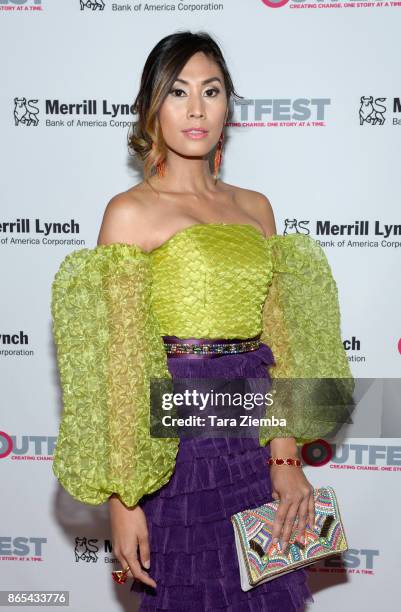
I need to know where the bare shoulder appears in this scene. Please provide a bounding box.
[97,185,148,247]
[222,182,277,237]
[248,189,277,237]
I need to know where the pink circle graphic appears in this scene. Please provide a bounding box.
[0,431,13,459]
[301,439,333,467]
[261,0,290,8]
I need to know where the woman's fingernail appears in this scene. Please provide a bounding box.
[143,560,150,569]
[273,537,279,544]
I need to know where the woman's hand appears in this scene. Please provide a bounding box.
[269,438,315,554]
[109,494,157,589]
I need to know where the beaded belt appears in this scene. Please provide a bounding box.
[162,334,262,359]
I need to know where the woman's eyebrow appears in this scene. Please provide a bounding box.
[174,77,222,86]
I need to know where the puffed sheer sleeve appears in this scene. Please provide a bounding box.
[259,233,355,447]
[51,243,179,506]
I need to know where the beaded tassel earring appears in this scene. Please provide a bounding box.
[213,131,224,184]
[152,141,166,178]
[156,159,166,178]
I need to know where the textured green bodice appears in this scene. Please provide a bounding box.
[51,224,353,507]
[150,224,272,338]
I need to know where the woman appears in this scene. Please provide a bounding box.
[51,31,352,611]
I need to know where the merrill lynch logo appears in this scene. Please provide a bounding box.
[14,97,39,126]
[75,537,99,563]
[283,219,310,235]
[359,96,386,125]
[80,0,105,8]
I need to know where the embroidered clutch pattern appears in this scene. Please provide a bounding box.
[231,485,348,591]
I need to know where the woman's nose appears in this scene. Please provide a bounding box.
[187,97,205,118]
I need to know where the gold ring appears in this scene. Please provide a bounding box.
[111,566,130,584]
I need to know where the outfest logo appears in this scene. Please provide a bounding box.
[261,0,396,8]
[0,0,42,9]
[301,439,401,472]
[0,431,56,459]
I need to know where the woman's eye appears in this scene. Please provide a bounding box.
[168,87,220,97]
[169,88,186,97]
[205,87,220,97]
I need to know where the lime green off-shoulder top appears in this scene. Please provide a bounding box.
[51,224,353,507]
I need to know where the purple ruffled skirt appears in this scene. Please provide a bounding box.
[132,342,315,611]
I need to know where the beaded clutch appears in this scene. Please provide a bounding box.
[231,485,348,591]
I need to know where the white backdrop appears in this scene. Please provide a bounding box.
[1,1,400,610]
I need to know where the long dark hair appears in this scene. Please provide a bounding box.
[127,30,243,181]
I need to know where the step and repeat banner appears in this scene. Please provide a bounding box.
[1,1,400,610]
